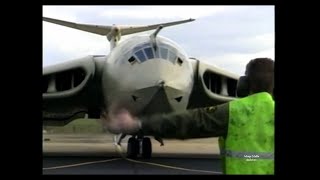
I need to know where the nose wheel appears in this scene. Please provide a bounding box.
[127,137,152,159]
[141,137,152,159]
[127,137,139,158]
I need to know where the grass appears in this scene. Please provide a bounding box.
[43,119,106,134]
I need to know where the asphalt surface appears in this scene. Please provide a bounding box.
[43,156,222,175]
[43,134,223,175]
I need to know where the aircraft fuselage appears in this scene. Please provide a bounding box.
[102,35,194,116]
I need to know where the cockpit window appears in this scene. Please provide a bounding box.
[144,47,154,59]
[127,42,185,65]
[160,47,168,60]
[168,50,177,63]
[135,50,147,62]
[154,48,160,59]
[128,56,137,64]
[177,57,183,65]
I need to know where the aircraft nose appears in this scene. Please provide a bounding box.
[142,86,173,114]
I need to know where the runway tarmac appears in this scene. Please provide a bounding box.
[43,134,223,175]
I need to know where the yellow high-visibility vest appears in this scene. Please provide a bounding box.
[219,92,274,174]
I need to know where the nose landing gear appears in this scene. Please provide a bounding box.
[127,136,152,159]
[116,134,163,159]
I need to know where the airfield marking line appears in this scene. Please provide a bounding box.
[125,158,222,174]
[115,143,222,174]
[42,158,122,170]
[43,141,223,173]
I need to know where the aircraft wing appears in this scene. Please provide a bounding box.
[187,58,240,109]
[120,18,195,35]
[42,56,106,126]
[43,17,194,37]
[43,17,112,35]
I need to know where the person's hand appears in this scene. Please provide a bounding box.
[103,108,141,134]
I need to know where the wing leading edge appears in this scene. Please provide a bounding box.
[187,58,240,109]
[42,56,106,126]
[43,17,195,37]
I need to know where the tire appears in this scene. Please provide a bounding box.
[127,137,139,158]
[142,137,152,159]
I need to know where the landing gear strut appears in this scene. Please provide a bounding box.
[127,136,152,159]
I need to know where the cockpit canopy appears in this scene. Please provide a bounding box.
[131,42,180,63]
[117,36,187,66]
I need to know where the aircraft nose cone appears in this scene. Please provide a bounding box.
[142,86,172,114]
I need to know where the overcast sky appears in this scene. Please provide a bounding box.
[43,5,274,75]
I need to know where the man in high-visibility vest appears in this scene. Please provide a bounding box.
[106,58,274,174]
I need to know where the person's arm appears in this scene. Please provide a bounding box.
[140,103,229,139]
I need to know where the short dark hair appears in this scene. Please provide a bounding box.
[245,58,274,94]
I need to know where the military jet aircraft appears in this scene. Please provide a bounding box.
[42,17,239,158]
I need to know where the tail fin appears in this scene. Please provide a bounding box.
[43,17,195,50]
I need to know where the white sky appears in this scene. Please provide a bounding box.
[43,5,274,75]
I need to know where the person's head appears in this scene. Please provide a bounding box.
[237,58,274,97]
[245,58,274,95]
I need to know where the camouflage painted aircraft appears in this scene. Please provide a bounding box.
[42,17,239,158]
